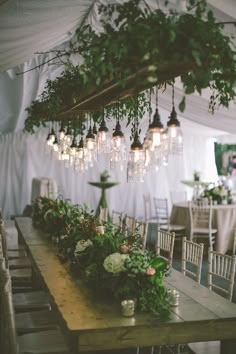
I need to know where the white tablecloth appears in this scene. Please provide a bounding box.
[170,202,236,254]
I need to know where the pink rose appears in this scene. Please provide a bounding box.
[95,226,105,234]
[146,267,156,276]
[120,244,130,254]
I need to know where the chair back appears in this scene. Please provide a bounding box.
[0,259,19,354]
[111,211,123,229]
[181,237,204,283]
[99,207,108,223]
[188,199,214,248]
[155,227,175,267]
[143,193,154,221]
[0,225,3,259]
[170,191,187,204]
[153,198,169,224]
[208,249,236,301]
[135,221,148,248]
[233,229,236,255]
[123,215,136,236]
[0,220,8,267]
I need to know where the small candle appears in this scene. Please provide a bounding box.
[168,289,180,306]
[121,300,135,317]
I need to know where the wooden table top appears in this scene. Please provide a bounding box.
[15,217,49,246]
[15,217,236,353]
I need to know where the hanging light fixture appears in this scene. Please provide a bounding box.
[85,120,97,167]
[143,89,153,170]
[47,125,56,147]
[93,120,98,137]
[86,120,96,149]
[69,135,78,167]
[64,124,73,147]
[58,122,65,141]
[52,135,59,152]
[167,84,183,155]
[110,101,126,170]
[147,87,165,170]
[127,125,145,183]
[97,111,110,154]
[161,128,169,166]
[74,136,88,172]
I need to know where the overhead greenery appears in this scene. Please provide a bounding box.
[25,0,236,133]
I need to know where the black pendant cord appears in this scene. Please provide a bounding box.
[148,88,152,125]
[156,86,158,109]
[172,84,175,109]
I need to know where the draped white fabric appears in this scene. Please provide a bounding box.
[0,0,91,72]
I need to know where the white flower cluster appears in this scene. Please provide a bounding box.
[103,252,129,273]
[79,215,85,222]
[74,239,93,254]
[60,235,68,240]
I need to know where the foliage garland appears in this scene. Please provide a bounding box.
[24,0,236,133]
[31,196,170,317]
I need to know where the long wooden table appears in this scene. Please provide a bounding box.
[15,217,236,353]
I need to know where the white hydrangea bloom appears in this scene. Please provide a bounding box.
[74,239,93,254]
[103,252,129,273]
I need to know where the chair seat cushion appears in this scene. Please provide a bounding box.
[193,227,217,235]
[8,249,27,259]
[10,268,32,280]
[16,310,57,334]
[161,224,185,232]
[18,329,71,354]
[9,257,31,269]
[13,290,51,312]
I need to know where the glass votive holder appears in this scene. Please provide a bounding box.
[167,289,180,307]
[121,299,135,317]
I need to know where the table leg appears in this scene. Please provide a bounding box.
[221,339,236,354]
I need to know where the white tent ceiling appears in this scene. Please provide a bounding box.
[0,0,235,139]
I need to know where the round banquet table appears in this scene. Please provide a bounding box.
[170,202,236,254]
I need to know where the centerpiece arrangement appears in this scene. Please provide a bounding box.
[32,196,170,317]
[201,184,232,204]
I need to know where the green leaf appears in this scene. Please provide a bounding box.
[192,50,202,67]
[178,96,186,112]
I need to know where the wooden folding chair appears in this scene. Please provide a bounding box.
[208,249,236,301]
[123,215,136,236]
[111,210,123,229]
[1,220,53,313]
[143,193,158,222]
[154,227,175,267]
[189,199,217,249]
[135,220,148,248]
[233,229,236,255]
[181,237,204,283]
[153,197,185,239]
[0,262,71,354]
